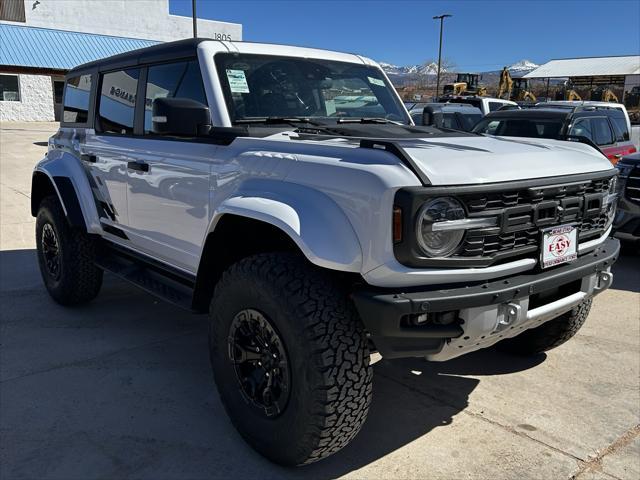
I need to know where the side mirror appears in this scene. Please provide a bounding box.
[152,97,211,136]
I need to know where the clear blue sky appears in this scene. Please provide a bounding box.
[169,0,640,70]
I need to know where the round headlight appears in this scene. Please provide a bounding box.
[416,197,465,257]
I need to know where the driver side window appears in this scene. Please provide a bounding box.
[569,118,593,141]
[144,60,207,134]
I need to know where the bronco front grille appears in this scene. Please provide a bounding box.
[454,176,613,261]
[393,171,617,269]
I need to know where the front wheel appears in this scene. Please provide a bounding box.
[497,298,593,355]
[209,253,373,466]
[35,195,103,305]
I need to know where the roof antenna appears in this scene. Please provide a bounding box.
[192,0,198,38]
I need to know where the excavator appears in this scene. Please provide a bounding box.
[511,78,536,102]
[497,67,536,101]
[591,86,619,103]
[443,73,487,96]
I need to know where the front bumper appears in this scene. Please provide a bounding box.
[352,237,619,360]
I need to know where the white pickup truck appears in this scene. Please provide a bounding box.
[32,39,619,466]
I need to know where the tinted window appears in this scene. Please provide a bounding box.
[473,117,563,138]
[98,69,140,135]
[144,60,207,133]
[592,117,613,145]
[458,113,483,131]
[62,75,91,124]
[0,74,20,101]
[488,102,504,112]
[610,116,629,141]
[569,118,593,141]
[442,113,458,129]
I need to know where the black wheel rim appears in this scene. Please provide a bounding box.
[41,223,61,281]
[228,309,291,418]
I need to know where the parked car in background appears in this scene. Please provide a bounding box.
[613,152,640,246]
[437,95,518,115]
[472,107,637,164]
[408,103,483,131]
[538,101,632,137]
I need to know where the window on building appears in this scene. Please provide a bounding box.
[0,74,20,101]
[97,69,140,135]
[62,75,92,124]
[144,60,207,133]
[0,0,26,22]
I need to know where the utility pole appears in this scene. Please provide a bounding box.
[433,14,452,100]
[192,0,198,38]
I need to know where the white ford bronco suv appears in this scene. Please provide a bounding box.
[32,39,620,465]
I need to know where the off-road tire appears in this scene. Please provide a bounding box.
[208,253,373,466]
[35,195,103,305]
[497,298,593,355]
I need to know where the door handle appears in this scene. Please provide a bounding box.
[127,161,149,172]
[81,154,97,163]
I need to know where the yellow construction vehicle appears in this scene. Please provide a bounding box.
[591,87,619,103]
[497,67,536,101]
[512,78,536,102]
[497,67,513,99]
[443,73,487,96]
[566,89,582,101]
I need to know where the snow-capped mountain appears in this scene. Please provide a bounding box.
[507,59,539,75]
[379,59,537,78]
[379,61,445,77]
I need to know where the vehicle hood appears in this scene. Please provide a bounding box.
[392,135,613,185]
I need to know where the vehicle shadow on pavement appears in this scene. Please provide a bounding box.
[0,248,547,479]
[300,352,546,479]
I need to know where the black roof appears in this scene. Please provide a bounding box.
[483,109,570,119]
[483,107,626,120]
[67,38,208,77]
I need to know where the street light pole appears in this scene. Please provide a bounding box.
[433,14,452,100]
[192,0,198,38]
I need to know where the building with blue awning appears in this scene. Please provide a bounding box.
[0,0,241,121]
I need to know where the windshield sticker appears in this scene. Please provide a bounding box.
[368,76,385,87]
[226,69,250,93]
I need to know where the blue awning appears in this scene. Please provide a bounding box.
[0,24,159,71]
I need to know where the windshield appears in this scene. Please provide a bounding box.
[472,117,564,139]
[215,53,410,124]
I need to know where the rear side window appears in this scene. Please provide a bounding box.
[610,116,629,141]
[144,60,207,133]
[62,74,91,124]
[488,102,503,112]
[592,117,614,145]
[97,69,140,135]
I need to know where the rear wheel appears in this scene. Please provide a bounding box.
[497,298,592,355]
[209,253,373,466]
[35,195,103,305]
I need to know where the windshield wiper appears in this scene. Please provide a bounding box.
[336,117,403,125]
[234,117,327,127]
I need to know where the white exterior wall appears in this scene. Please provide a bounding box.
[2,0,241,41]
[0,74,55,122]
